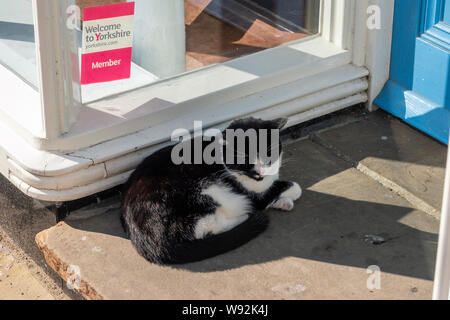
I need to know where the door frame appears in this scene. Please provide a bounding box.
[433,136,450,299]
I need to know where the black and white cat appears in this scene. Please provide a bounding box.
[121,117,302,264]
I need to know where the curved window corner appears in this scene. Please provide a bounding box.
[0,0,393,202]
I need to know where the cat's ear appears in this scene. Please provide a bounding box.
[273,118,288,129]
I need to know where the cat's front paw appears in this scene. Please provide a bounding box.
[281,182,302,201]
[270,197,294,211]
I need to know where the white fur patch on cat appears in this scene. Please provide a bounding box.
[269,197,294,211]
[231,172,278,194]
[229,154,283,193]
[195,184,251,239]
[280,182,302,201]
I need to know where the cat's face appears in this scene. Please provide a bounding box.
[223,117,287,181]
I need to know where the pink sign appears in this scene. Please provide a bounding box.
[81,2,135,85]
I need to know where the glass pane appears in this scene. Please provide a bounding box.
[184,0,320,72]
[73,0,320,102]
[0,0,38,89]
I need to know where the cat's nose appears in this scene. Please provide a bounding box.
[255,166,264,176]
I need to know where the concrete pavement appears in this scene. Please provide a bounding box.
[33,110,447,299]
[0,242,54,300]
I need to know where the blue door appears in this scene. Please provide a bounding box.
[375,0,450,144]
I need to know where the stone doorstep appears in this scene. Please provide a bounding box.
[315,110,447,214]
[34,202,437,300]
[34,136,441,300]
[35,227,102,300]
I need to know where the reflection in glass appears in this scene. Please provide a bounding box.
[184,0,320,72]
[0,0,37,89]
[74,0,321,103]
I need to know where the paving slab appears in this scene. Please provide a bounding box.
[315,110,447,212]
[0,175,79,300]
[35,139,439,299]
[0,245,54,300]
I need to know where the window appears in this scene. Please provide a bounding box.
[0,0,394,201]
[0,0,37,88]
[53,0,330,152]
[78,1,321,102]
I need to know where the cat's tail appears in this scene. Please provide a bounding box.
[162,212,269,264]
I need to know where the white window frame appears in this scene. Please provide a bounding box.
[0,0,394,201]
[433,137,450,300]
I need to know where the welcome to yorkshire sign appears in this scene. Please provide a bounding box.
[81,2,135,84]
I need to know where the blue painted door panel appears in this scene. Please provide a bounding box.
[444,1,450,24]
[375,0,450,144]
[414,38,450,108]
[388,0,421,88]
